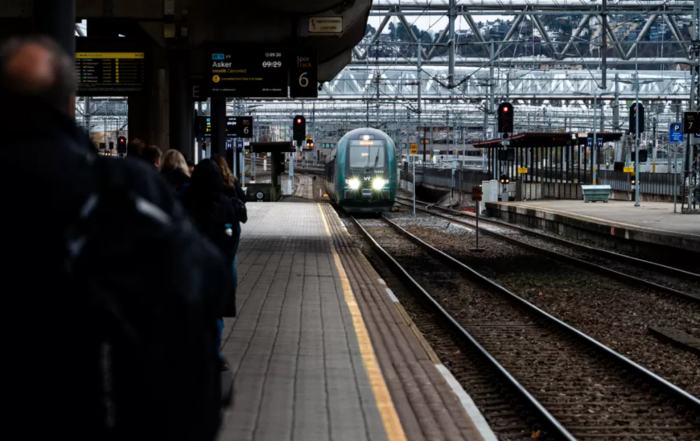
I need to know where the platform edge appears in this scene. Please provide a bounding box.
[318,204,408,441]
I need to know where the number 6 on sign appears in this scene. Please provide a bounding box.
[299,72,309,88]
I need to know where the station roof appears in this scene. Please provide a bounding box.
[249,142,296,154]
[472,132,624,148]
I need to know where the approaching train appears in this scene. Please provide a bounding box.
[324,127,398,213]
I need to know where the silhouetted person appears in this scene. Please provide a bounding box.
[127,137,145,159]
[142,144,162,169]
[0,35,228,441]
[161,149,191,196]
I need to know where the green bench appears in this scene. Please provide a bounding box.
[581,185,611,203]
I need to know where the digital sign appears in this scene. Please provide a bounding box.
[194,116,254,139]
[209,48,288,98]
[76,52,147,95]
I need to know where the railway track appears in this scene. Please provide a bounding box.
[352,215,700,440]
[395,197,700,304]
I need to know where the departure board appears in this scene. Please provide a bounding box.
[76,52,147,95]
[194,116,254,139]
[209,48,288,98]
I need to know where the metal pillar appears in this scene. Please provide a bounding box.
[417,41,423,167]
[601,0,607,89]
[33,0,75,56]
[593,94,598,184]
[634,68,641,206]
[613,74,620,130]
[448,0,456,88]
[489,41,496,137]
[652,116,657,171]
[168,51,193,159]
[211,97,227,158]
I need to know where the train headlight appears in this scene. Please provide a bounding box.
[372,178,386,190]
[348,178,360,190]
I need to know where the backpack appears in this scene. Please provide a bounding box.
[64,157,229,441]
[233,195,248,224]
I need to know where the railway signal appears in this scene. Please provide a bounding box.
[498,102,514,134]
[293,115,306,146]
[117,136,127,155]
[629,103,645,134]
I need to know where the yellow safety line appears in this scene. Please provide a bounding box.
[318,204,407,441]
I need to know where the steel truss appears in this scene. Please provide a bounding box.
[358,0,697,67]
[320,67,693,101]
[76,1,700,148]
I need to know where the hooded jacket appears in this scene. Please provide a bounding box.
[182,159,238,257]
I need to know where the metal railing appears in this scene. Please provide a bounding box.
[597,170,681,197]
[403,167,491,193]
[403,164,688,201]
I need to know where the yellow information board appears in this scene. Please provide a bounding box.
[409,143,418,155]
[517,167,528,174]
[623,166,634,173]
[76,52,146,95]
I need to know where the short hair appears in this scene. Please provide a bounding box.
[0,35,76,110]
[142,145,162,165]
[161,149,190,176]
[127,138,145,157]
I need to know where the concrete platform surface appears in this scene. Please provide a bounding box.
[498,200,700,237]
[487,200,700,256]
[218,203,388,441]
[217,202,491,441]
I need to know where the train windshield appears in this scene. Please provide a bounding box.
[348,140,385,169]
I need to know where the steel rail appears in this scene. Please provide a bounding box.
[395,197,700,303]
[376,215,700,421]
[350,216,577,441]
[396,196,700,282]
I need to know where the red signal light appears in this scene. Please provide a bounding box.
[296,119,302,124]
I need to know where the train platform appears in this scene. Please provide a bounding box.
[486,200,700,255]
[217,202,493,441]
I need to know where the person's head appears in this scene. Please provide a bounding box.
[161,149,190,176]
[189,159,223,197]
[211,154,235,187]
[0,35,76,117]
[142,145,162,168]
[127,138,145,158]
[186,160,195,174]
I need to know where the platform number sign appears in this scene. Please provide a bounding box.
[289,48,318,98]
[683,112,700,134]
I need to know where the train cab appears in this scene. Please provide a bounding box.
[325,127,398,213]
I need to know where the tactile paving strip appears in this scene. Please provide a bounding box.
[320,204,485,441]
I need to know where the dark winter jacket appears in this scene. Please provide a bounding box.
[162,168,191,197]
[182,160,239,257]
[0,96,227,440]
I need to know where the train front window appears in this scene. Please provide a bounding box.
[349,140,385,169]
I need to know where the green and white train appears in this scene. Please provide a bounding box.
[324,128,398,213]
